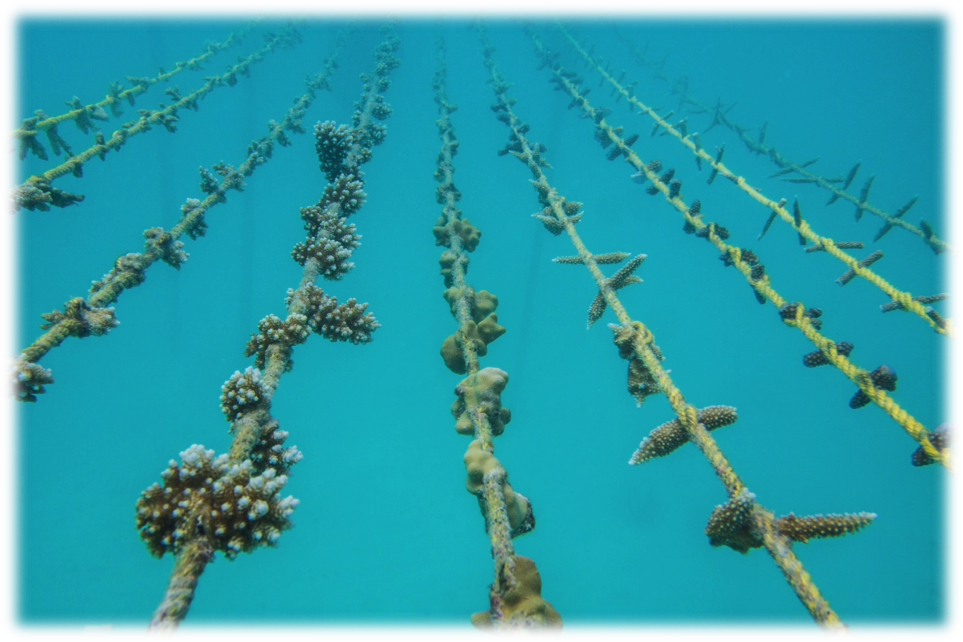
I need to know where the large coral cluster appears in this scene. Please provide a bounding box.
[143,227,189,269]
[88,253,149,299]
[248,417,304,477]
[244,313,311,370]
[291,185,364,278]
[318,174,366,217]
[704,488,759,553]
[135,444,301,560]
[13,180,84,211]
[438,249,468,288]
[531,197,581,236]
[803,341,854,368]
[294,84,390,273]
[291,36,399,279]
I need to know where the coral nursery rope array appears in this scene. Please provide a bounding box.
[14,20,254,161]
[525,28,949,468]
[431,35,559,630]
[11,27,353,404]
[13,22,303,213]
[13,21,946,630]
[611,26,950,256]
[478,23,887,629]
[554,25,951,337]
[134,26,398,629]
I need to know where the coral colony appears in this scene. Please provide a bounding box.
[12,18,949,630]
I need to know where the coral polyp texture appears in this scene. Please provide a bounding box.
[282,284,380,346]
[248,418,304,477]
[314,120,356,180]
[470,556,562,629]
[629,405,738,464]
[220,366,271,422]
[135,445,300,560]
[772,512,877,544]
[244,313,311,370]
[705,488,759,553]
[610,321,664,407]
[704,488,876,554]
[587,254,646,328]
[912,424,950,467]
[850,364,898,409]
[292,210,362,277]
[39,297,120,338]
[803,341,854,368]
[319,173,366,217]
[438,249,469,288]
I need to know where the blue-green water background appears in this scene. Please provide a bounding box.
[13,17,947,627]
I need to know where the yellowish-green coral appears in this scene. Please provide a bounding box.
[433,216,481,252]
[464,439,532,537]
[470,556,562,629]
[439,289,506,374]
[451,368,512,436]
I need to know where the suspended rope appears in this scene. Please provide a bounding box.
[479,23,874,630]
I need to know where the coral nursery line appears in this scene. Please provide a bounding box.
[526,16,960,480]
[11,19,948,629]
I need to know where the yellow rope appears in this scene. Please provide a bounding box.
[480,25,846,628]
[16,21,257,139]
[554,26,951,336]
[638,125,948,468]
[610,25,950,255]
[17,25,302,202]
[527,29,949,469]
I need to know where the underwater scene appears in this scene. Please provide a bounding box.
[12,16,948,630]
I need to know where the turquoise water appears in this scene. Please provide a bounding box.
[13,17,946,628]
